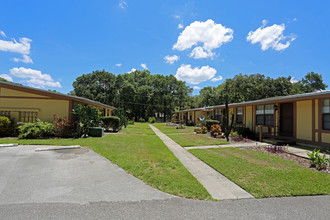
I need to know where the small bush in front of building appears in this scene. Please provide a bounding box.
[148,117,156,123]
[139,118,145,123]
[53,114,76,138]
[72,104,101,138]
[204,119,219,131]
[101,116,121,131]
[19,119,55,139]
[307,149,329,170]
[235,126,254,139]
[186,120,195,126]
[0,116,13,137]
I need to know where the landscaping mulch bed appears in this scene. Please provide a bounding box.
[244,146,329,174]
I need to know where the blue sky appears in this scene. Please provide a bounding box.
[0,0,329,95]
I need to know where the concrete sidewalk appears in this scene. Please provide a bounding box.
[185,142,271,150]
[149,124,254,200]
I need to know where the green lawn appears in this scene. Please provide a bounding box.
[152,123,228,147]
[189,147,330,198]
[152,123,196,134]
[168,133,229,147]
[0,123,212,200]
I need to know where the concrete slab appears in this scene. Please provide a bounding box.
[0,145,173,205]
[35,145,81,151]
[0,143,18,148]
[149,124,254,200]
[185,142,271,150]
[286,146,329,159]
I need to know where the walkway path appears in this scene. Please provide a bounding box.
[185,141,271,150]
[149,124,254,200]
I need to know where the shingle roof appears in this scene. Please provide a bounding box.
[0,81,115,109]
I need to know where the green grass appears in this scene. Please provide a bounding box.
[0,123,212,200]
[168,133,229,147]
[189,147,330,198]
[152,123,196,134]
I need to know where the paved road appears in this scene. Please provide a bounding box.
[0,145,329,219]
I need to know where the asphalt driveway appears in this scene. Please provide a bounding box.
[0,145,173,205]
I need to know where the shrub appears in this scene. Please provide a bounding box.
[204,119,219,131]
[0,116,12,137]
[128,120,134,125]
[53,114,75,138]
[148,117,156,123]
[266,145,286,153]
[101,116,121,131]
[235,126,254,139]
[139,118,145,123]
[19,119,54,139]
[201,126,207,134]
[210,124,222,137]
[307,149,329,170]
[72,104,101,138]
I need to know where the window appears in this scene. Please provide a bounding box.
[322,99,330,130]
[256,104,274,126]
[189,112,192,120]
[214,109,222,122]
[0,111,10,118]
[236,107,243,124]
[19,111,38,123]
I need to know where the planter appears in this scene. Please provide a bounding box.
[88,127,104,137]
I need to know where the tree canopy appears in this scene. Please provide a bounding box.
[71,70,327,120]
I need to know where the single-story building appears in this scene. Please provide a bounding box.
[0,81,114,123]
[175,91,330,148]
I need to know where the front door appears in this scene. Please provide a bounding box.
[280,103,293,137]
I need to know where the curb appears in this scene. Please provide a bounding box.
[0,143,19,148]
[35,145,81,152]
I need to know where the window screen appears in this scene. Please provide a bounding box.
[322,99,330,130]
[236,107,243,124]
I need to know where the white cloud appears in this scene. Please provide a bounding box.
[211,76,223,82]
[175,64,216,84]
[193,86,201,90]
[140,63,148,70]
[173,19,234,59]
[13,54,33,64]
[128,68,137,73]
[290,77,298,84]
[174,15,181,19]
[0,36,33,63]
[115,63,122,67]
[0,74,13,82]
[119,0,128,9]
[164,55,179,64]
[189,46,214,59]
[178,24,184,29]
[247,20,296,51]
[0,30,6,38]
[9,67,61,88]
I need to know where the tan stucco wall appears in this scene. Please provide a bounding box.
[296,100,313,141]
[245,106,253,130]
[322,133,330,144]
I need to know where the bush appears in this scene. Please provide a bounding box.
[128,120,134,125]
[186,120,195,126]
[53,114,76,138]
[101,116,121,131]
[201,126,207,134]
[113,108,128,128]
[204,119,219,131]
[148,117,156,123]
[235,126,254,139]
[139,118,145,123]
[72,104,101,138]
[0,116,12,137]
[19,119,54,139]
[210,124,222,137]
[307,149,329,170]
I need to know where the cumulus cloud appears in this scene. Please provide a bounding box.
[290,77,298,84]
[178,24,184,29]
[211,76,223,82]
[173,19,234,59]
[9,67,61,88]
[247,20,296,51]
[0,74,13,82]
[119,0,128,9]
[128,68,137,73]
[175,64,216,84]
[0,36,33,63]
[140,63,148,70]
[193,86,201,90]
[164,55,179,64]
[0,30,6,38]
[115,63,122,67]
